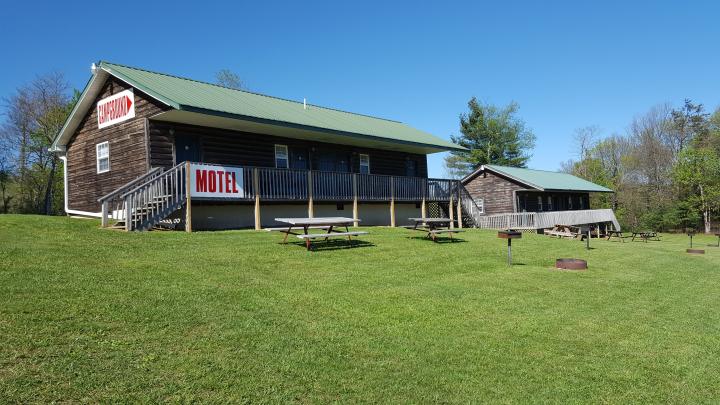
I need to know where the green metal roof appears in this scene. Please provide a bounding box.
[98,61,463,152]
[482,164,613,192]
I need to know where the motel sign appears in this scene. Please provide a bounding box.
[190,163,246,199]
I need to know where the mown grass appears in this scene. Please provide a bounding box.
[1,214,719,403]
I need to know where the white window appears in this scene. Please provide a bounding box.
[473,197,485,214]
[568,196,573,209]
[579,196,585,210]
[96,141,110,173]
[275,144,289,169]
[547,196,553,211]
[359,154,370,174]
[537,195,543,211]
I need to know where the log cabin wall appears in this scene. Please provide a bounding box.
[148,121,429,177]
[65,77,169,212]
[463,170,526,215]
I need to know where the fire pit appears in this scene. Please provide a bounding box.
[555,258,588,270]
[687,249,705,254]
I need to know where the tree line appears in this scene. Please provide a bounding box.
[446,98,720,233]
[562,100,720,233]
[0,73,76,215]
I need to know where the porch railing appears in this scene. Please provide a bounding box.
[98,167,164,227]
[250,166,461,202]
[475,209,620,231]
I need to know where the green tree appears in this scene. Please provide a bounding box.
[1,73,75,215]
[445,98,535,178]
[673,148,720,233]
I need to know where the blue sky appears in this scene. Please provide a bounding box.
[1,1,718,177]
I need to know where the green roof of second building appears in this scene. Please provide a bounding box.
[466,164,613,193]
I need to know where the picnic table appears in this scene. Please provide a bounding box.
[544,224,582,239]
[631,231,659,243]
[406,217,464,242]
[270,217,367,250]
[606,230,624,242]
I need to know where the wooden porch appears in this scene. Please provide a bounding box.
[470,209,621,231]
[99,162,466,231]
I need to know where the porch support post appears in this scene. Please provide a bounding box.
[307,171,314,218]
[353,174,359,227]
[253,168,261,230]
[390,176,396,227]
[449,193,455,229]
[125,197,131,232]
[457,195,463,229]
[185,161,192,233]
[101,200,108,228]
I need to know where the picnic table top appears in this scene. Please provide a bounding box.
[274,217,358,226]
[408,217,452,223]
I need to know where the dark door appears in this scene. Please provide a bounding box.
[405,159,418,177]
[290,148,308,170]
[317,150,350,172]
[175,135,200,163]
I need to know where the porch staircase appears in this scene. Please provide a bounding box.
[99,162,188,231]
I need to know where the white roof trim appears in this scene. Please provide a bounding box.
[50,69,105,152]
[50,65,177,152]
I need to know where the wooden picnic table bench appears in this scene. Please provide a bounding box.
[544,224,582,239]
[273,217,365,250]
[606,230,624,242]
[631,231,659,242]
[406,218,464,242]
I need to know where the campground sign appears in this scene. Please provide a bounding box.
[97,89,135,129]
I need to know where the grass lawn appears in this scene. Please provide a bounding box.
[1,215,720,403]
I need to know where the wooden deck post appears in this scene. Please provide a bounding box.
[253,168,261,230]
[390,177,396,227]
[307,171,314,218]
[457,196,463,229]
[124,197,131,232]
[353,174,359,227]
[448,194,455,229]
[185,161,192,233]
[101,201,108,228]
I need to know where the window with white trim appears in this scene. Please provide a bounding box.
[537,195,543,211]
[473,197,484,214]
[547,196,553,211]
[579,195,585,209]
[359,154,370,174]
[275,144,289,168]
[96,141,110,173]
[568,196,573,209]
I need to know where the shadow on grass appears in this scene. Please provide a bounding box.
[405,236,468,244]
[286,239,376,252]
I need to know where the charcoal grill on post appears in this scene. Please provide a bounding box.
[686,229,705,254]
[498,230,522,266]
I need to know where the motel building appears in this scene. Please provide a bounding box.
[50,62,619,232]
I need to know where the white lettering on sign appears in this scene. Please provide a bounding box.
[190,163,246,199]
[97,89,135,129]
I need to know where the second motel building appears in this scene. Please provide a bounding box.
[50,62,468,230]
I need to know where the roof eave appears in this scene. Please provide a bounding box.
[177,104,466,153]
